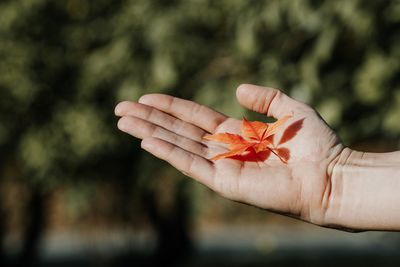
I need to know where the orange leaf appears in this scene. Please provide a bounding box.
[230,147,272,162]
[204,115,293,163]
[204,133,248,149]
[241,117,268,141]
[264,115,292,138]
[253,140,268,153]
[271,147,290,163]
[209,144,252,160]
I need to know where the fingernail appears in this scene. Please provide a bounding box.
[138,95,148,104]
[117,117,128,130]
[141,139,154,150]
[114,104,122,116]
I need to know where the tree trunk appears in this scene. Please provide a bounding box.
[144,179,193,265]
[18,188,47,267]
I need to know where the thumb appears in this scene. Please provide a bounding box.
[236,84,308,118]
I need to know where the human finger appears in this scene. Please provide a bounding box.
[141,137,216,187]
[138,94,227,133]
[236,84,311,118]
[115,101,207,142]
[117,116,208,158]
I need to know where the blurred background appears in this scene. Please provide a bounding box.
[1,0,400,266]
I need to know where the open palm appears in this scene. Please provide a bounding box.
[115,84,344,225]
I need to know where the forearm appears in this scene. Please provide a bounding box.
[326,148,400,231]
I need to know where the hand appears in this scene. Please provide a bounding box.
[114,84,345,227]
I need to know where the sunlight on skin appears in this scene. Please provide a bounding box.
[115,84,400,231]
[115,84,343,226]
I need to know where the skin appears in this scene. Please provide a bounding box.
[115,84,400,232]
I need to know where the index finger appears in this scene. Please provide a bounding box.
[138,94,227,133]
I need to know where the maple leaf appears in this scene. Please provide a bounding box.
[270,147,290,164]
[203,133,253,160]
[241,118,269,141]
[203,133,248,149]
[204,115,292,162]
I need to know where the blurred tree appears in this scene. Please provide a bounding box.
[0,0,399,265]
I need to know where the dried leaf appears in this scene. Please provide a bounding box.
[204,133,247,149]
[264,115,292,137]
[242,118,268,141]
[271,147,290,163]
[209,144,252,160]
[204,115,292,162]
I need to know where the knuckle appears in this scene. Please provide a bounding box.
[171,118,185,133]
[150,125,163,138]
[146,107,156,120]
[185,154,196,177]
[190,103,203,118]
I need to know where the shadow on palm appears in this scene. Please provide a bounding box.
[115,84,344,222]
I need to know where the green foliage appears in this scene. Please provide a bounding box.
[0,0,399,218]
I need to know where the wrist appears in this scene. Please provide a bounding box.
[324,147,400,231]
[322,147,360,230]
